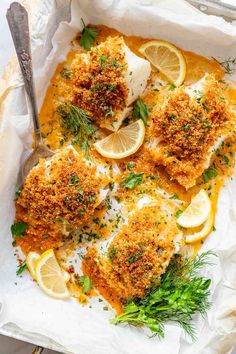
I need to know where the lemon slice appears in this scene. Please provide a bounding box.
[35,249,70,299]
[139,40,186,86]
[26,251,70,283]
[94,119,145,159]
[185,210,214,244]
[177,189,211,228]
[26,252,40,279]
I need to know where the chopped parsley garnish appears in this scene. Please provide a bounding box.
[109,247,119,262]
[203,165,218,183]
[175,210,183,218]
[93,217,100,225]
[223,155,230,166]
[132,96,149,125]
[184,123,191,130]
[128,255,136,264]
[127,162,136,170]
[121,171,144,190]
[78,275,93,293]
[15,189,22,199]
[168,114,175,121]
[16,262,27,276]
[68,174,80,186]
[11,222,27,239]
[168,84,176,91]
[169,194,179,200]
[154,221,161,227]
[105,107,115,117]
[80,19,99,51]
[202,103,209,112]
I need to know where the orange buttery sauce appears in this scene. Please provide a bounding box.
[37,25,236,306]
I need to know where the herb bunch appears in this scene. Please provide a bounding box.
[111,251,215,339]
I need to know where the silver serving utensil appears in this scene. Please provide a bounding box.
[6,2,54,182]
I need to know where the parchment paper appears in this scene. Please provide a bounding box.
[0,1,236,353]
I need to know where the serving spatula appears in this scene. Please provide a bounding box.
[6,2,54,182]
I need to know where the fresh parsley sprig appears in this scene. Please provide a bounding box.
[80,18,99,51]
[111,251,216,339]
[11,222,27,239]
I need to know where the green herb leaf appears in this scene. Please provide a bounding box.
[78,275,93,293]
[16,262,27,276]
[11,222,27,238]
[111,251,216,339]
[132,96,149,125]
[121,171,144,190]
[203,165,218,183]
[223,155,230,166]
[15,189,22,199]
[170,194,179,200]
[168,84,176,91]
[80,19,99,51]
[175,210,183,218]
[127,162,136,170]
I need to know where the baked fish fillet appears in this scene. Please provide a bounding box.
[15,146,109,252]
[146,74,236,189]
[71,36,151,131]
[83,194,183,302]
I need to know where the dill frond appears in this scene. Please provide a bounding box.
[56,103,95,156]
[111,251,216,340]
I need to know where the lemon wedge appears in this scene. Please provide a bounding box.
[35,249,70,299]
[94,119,145,159]
[139,40,186,86]
[185,210,214,244]
[177,189,211,228]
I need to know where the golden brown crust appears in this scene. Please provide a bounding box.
[148,75,236,188]
[84,202,180,301]
[15,148,108,253]
[71,36,128,127]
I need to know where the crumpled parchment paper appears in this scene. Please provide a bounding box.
[0,1,236,353]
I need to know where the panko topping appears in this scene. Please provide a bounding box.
[147,74,236,188]
[83,196,182,302]
[71,36,151,131]
[15,147,109,253]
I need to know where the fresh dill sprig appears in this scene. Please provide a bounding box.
[111,251,216,339]
[56,104,95,156]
